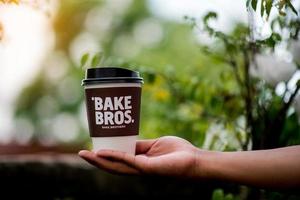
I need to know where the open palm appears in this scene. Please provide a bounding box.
[79,136,200,178]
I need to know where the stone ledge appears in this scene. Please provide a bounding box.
[0,153,219,198]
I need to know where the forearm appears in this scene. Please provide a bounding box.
[197,146,300,189]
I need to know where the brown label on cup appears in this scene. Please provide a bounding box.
[85,87,141,137]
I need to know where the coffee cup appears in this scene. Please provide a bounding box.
[82,67,143,154]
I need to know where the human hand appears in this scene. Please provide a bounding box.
[79,136,203,178]
[79,137,300,188]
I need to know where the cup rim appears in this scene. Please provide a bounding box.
[82,77,143,86]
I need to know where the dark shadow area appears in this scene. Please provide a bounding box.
[0,154,230,199]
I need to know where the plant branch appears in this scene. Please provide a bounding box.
[228,56,244,88]
[242,49,254,150]
[280,83,300,115]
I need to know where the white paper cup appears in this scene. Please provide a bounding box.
[82,68,143,154]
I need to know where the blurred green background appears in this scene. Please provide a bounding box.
[7,0,248,150]
[0,0,300,199]
[9,0,299,151]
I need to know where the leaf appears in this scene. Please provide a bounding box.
[224,194,234,200]
[80,53,89,67]
[91,53,103,68]
[286,0,298,15]
[279,10,286,16]
[266,0,273,19]
[203,12,217,24]
[183,16,196,27]
[203,12,218,36]
[272,33,281,41]
[147,73,156,84]
[263,37,275,48]
[261,0,265,17]
[251,0,257,11]
[246,0,251,8]
[297,79,300,88]
[212,189,224,200]
[257,32,281,49]
[276,0,286,16]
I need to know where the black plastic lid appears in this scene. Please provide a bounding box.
[82,67,143,85]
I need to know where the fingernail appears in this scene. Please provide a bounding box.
[78,150,88,156]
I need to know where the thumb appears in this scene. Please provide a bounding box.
[136,139,158,154]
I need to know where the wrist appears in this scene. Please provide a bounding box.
[194,148,223,179]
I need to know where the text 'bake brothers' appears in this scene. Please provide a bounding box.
[92,96,134,125]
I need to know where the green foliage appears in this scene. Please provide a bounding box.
[80,53,89,67]
[257,33,282,49]
[16,0,300,151]
[91,52,104,68]
[247,0,298,19]
[212,189,236,200]
[196,4,300,150]
[80,52,105,68]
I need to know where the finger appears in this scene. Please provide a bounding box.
[96,150,149,172]
[136,139,158,154]
[79,150,140,175]
[79,151,107,169]
[96,150,135,164]
[78,150,140,175]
